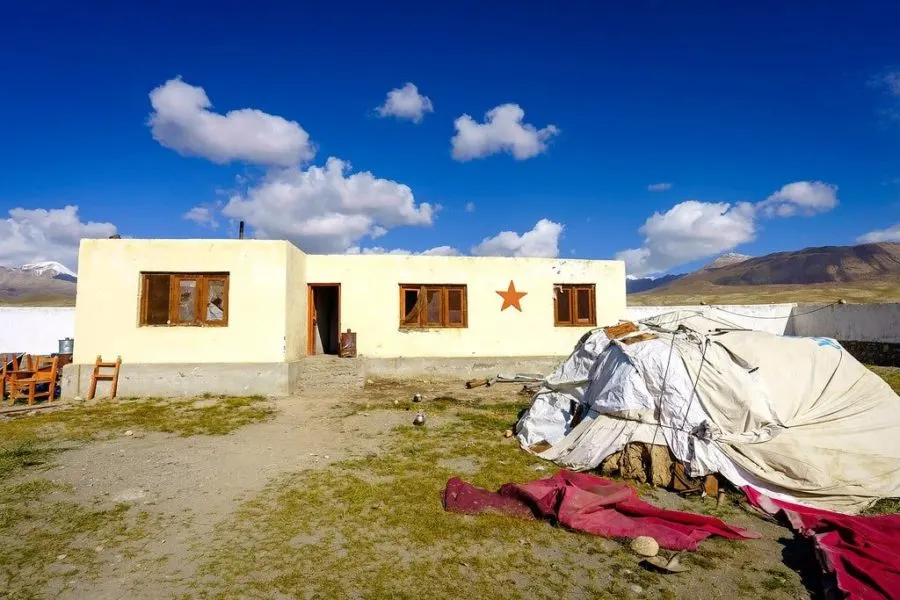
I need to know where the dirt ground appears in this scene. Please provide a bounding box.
[0,376,876,599]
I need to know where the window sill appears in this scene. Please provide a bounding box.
[554,323,597,328]
[139,323,229,328]
[398,326,467,331]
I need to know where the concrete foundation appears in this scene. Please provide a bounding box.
[61,355,568,398]
[363,356,563,378]
[61,362,305,399]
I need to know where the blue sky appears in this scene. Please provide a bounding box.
[2,1,900,274]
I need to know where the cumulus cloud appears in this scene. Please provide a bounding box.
[451,104,559,161]
[183,206,219,229]
[648,182,673,192]
[376,82,433,123]
[471,219,563,257]
[221,157,434,253]
[149,77,314,167]
[617,181,840,277]
[758,181,839,217]
[464,202,476,213]
[858,223,900,244]
[0,205,117,269]
[346,245,461,256]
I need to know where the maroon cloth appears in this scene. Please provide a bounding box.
[443,470,759,550]
[744,487,900,600]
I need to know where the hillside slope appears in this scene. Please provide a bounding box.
[631,242,900,305]
[0,264,77,304]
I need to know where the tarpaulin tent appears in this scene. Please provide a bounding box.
[515,310,900,514]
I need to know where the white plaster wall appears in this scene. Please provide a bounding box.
[626,304,796,335]
[305,254,627,357]
[787,303,900,344]
[0,307,76,354]
[73,239,291,364]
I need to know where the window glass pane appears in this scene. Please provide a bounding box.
[145,274,170,325]
[576,288,592,321]
[447,289,463,324]
[425,289,441,325]
[206,279,226,322]
[178,279,197,322]
[402,288,420,324]
[556,287,571,323]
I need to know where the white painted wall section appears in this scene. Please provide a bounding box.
[788,303,900,344]
[626,304,796,335]
[0,307,76,354]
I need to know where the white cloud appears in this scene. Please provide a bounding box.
[221,157,434,253]
[183,206,219,229]
[471,219,563,257]
[858,223,900,243]
[149,77,314,167]
[617,201,756,276]
[346,245,461,256]
[451,104,559,161]
[758,181,838,217]
[464,202,475,213]
[617,180,840,276]
[0,205,117,269]
[376,82,433,123]
[648,182,673,192]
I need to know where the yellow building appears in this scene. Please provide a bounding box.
[63,239,625,397]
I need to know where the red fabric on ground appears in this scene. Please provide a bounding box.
[443,470,759,551]
[744,487,900,600]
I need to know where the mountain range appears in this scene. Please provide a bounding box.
[0,262,78,305]
[628,242,900,305]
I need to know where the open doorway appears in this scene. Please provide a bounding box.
[307,284,340,355]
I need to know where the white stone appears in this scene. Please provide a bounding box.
[630,536,659,557]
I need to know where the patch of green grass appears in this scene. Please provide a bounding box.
[0,479,156,597]
[193,403,631,598]
[0,395,275,447]
[870,366,900,395]
[863,497,900,515]
[760,568,797,592]
[0,441,60,482]
[189,398,783,599]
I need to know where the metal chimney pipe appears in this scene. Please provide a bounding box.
[239,221,245,239]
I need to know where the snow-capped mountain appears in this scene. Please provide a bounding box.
[20,261,78,279]
[0,262,77,303]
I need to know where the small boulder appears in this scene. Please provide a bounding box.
[630,536,659,557]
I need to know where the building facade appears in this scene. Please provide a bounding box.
[63,239,626,397]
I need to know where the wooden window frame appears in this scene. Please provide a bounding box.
[140,272,230,327]
[553,283,596,327]
[399,284,467,329]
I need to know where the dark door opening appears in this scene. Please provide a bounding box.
[308,284,340,355]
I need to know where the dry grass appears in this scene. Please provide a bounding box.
[870,366,900,394]
[0,395,276,598]
[629,281,900,306]
[0,294,76,307]
[0,479,156,598]
[0,395,275,449]
[191,389,804,600]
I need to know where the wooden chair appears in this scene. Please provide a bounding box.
[1,354,21,400]
[8,355,60,406]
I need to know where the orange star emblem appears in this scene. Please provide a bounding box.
[496,280,527,311]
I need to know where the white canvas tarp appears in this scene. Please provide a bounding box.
[515,311,900,513]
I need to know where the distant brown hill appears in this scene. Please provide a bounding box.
[630,242,900,305]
